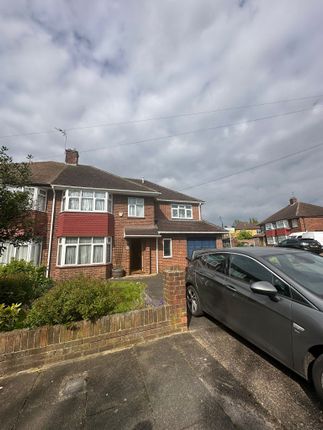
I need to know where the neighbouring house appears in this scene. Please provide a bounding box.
[0,149,226,279]
[232,222,265,246]
[260,197,323,246]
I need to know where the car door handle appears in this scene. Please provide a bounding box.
[225,284,236,292]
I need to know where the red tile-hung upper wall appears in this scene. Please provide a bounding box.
[56,212,114,237]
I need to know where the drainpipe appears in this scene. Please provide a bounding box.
[198,203,202,221]
[156,237,159,274]
[46,187,56,278]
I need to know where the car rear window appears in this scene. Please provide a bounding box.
[264,252,323,297]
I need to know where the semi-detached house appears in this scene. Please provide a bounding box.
[1,149,225,279]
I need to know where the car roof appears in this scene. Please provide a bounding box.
[195,246,303,258]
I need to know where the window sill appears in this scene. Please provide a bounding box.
[163,256,173,259]
[171,217,193,220]
[57,263,112,268]
[128,216,145,219]
[60,210,112,214]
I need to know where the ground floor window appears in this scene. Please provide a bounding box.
[266,236,277,245]
[57,237,112,266]
[163,238,172,258]
[0,241,42,265]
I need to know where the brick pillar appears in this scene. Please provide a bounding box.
[163,267,187,331]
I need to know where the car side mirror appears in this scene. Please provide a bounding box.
[250,281,279,301]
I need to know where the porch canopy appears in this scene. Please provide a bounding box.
[124,225,161,238]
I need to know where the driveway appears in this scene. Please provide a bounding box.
[1,318,323,429]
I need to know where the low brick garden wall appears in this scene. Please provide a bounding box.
[0,269,187,376]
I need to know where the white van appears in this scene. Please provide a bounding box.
[302,231,323,246]
[288,232,305,239]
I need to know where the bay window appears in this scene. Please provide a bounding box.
[265,223,275,230]
[128,197,144,217]
[62,189,112,213]
[0,241,42,265]
[57,237,112,266]
[276,220,290,229]
[171,204,193,219]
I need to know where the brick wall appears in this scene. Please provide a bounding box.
[113,195,155,274]
[158,236,188,271]
[0,270,187,376]
[302,217,323,231]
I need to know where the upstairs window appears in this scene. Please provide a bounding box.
[128,197,144,217]
[171,204,193,219]
[11,187,47,212]
[62,190,112,213]
[276,220,289,229]
[265,223,275,230]
[291,219,298,228]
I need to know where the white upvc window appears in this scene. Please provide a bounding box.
[57,237,112,266]
[291,219,298,228]
[276,219,290,229]
[0,241,42,265]
[163,238,172,258]
[128,197,144,217]
[265,223,275,230]
[62,189,112,213]
[171,204,193,219]
[277,235,288,243]
[266,236,278,245]
[9,187,47,212]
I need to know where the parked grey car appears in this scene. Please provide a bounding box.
[186,247,323,401]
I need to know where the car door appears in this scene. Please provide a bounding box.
[225,254,293,368]
[194,253,230,323]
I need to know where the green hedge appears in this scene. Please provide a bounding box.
[25,277,145,328]
[0,260,53,306]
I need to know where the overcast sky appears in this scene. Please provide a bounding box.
[1,0,323,226]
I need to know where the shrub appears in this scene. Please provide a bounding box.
[25,277,145,328]
[0,260,53,305]
[0,303,22,331]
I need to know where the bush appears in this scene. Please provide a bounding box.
[0,303,22,331]
[25,277,145,328]
[0,260,53,305]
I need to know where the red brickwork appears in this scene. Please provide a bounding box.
[163,268,187,330]
[112,195,155,275]
[158,236,188,271]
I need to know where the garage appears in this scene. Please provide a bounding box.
[187,237,216,259]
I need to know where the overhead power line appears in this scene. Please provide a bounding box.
[179,140,323,191]
[80,104,323,153]
[0,93,322,140]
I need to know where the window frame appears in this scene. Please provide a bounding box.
[57,237,112,267]
[276,219,290,229]
[227,253,291,298]
[61,189,112,213]
[171,204,193,219]
[265,223,275,231]
[0,241,42,266]
[291,219,298,228]
[128,197,145,218]
[163,238,172,258]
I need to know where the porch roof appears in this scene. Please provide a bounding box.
[124,225,161,238]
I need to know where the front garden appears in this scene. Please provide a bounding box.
[0,260,146,332]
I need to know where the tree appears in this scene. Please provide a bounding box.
[237,230,253,240]
[0,146,34,255]
[249,217,259,225]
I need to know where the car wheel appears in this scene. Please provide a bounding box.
[186,285,203,316]
[312,354,323,402]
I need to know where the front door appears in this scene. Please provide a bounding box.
[130,239,142,272]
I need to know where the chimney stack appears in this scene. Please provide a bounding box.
[65,149,79,165]
[289,196,298,205]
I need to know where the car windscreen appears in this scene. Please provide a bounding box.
[263,252,323,296]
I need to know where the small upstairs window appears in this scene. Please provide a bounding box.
[171,204,193,219]
[128,197,144,217]
[276,220,289,229]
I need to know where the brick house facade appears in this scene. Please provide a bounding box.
[1,150,225,279]
[260,197,323,245]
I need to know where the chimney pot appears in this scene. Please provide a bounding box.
[65,149,79,165]
[289,196,298,205]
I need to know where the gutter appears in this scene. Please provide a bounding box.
[46,187,56,278]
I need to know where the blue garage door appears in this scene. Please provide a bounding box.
[187,237,216,259]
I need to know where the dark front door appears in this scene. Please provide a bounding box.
[130,239,142,272]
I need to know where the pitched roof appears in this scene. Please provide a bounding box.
[124,225,160,237]
[30,162,159,194]
[260,200,323,224]
[235,222,259,230]
[127,178,203,203]
[157,219,226,233]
